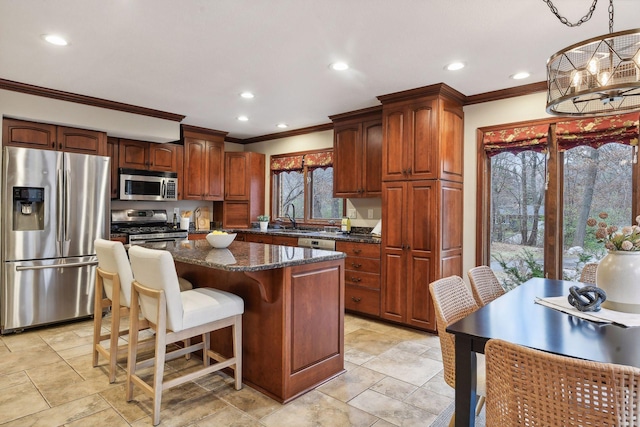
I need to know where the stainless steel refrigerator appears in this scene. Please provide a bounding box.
[1,146,110,333]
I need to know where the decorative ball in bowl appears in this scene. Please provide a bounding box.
[206,231,237,248]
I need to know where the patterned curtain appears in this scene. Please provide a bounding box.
[270,154,304,175]
[555,113,640,152]
[483,124,549,157]
[304,150,333,169]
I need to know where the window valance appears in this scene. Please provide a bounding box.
[270,155,304,174]
[304,151,333,169]
[555,113,640,152]
[483,124,549,157]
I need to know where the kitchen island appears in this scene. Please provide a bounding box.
[142,239,346,403]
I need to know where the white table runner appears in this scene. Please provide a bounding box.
[536,296,640,327]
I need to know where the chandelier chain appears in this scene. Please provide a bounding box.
[542,0,599,27]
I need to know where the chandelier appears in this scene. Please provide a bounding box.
[545,0,640,116]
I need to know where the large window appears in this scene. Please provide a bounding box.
[271,149,344,225]
[478,113,640,287]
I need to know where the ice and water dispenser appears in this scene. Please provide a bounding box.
[12,187,45,231]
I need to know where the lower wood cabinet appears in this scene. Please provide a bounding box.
[188,233,207,241]
[336,241,381,316]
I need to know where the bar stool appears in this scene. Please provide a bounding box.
[126,245,244,426]
[93,239,146,383]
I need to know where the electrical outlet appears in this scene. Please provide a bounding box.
[173,207,180,216]
[368,209,374,219]
[348,209,357,219]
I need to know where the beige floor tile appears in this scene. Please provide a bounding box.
[369,376,418,400]
[66,407,130,427]
[345,329,400,355]
[363,347,442,386]
[99,383,150,424]
[39,328,94,352]
[3,394,110,427]
[422,373,454,399]
[261,390,378,427]
[0,346,61,375]
[0,371,30,390]
[1,330,49,352]
[349,389,437,427]
[215,384,282,420]
[404,387,453,416]
[0,381,50,424]
[344,346,377,365]
[317,365,385,402]
[196,405,265,427]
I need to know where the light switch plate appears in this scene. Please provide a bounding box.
[173,207,180,216]
[348,209,357,219]
[368,209,374,219]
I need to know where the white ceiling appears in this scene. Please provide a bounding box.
[1,0,640,140]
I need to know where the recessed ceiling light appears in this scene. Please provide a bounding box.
[42,34,68,46]
[240,91,254,99]
[511,72,531,80]
[276,123,288,129]
[445,62,465,71]
[237,116,249,122]
[330,62,349,71]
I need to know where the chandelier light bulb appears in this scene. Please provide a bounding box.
[588,58,599,75]
[599,70,611,86]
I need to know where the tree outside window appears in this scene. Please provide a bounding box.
[271,149,344,225]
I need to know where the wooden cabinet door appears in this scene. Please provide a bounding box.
[184,138,207,200]
[406,100,436,180]
[223,201,250,228]
[57,126,106,155]
[224,152,249,200]
[439,99,464,183]
[205,140,224,200]
[149,143,178,172]
[119,139,149,169]
[362,119,382,195]
[381,107,406,181]
[107,137,119,199]
[406,180,436,330]
[333,123,362,198]
[381,181,408,322]
[2,119,56,150]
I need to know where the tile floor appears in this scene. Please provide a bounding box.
[0,313,453,426]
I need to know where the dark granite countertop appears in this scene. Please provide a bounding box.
[139,239,345,272]
[187,228,382,244]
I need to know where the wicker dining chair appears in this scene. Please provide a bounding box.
[467,265,505,307]
[580,262,599,284]
[485,338,640,426]
[429,276,485,426]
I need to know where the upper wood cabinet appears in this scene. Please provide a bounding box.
[223,152,265,228]
[331,106,383,198]
[118,139,182,172]
[107,137,120,199]
[379,87,464,182]
[182,125,227,201]
[3,118,107,155]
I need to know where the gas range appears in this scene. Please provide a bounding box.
[111,209,188,244]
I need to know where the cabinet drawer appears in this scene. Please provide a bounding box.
[345,285,380,316]
[336,241,380,258]
[188,233,207,240]
[272,235,298,246]
[345,257,380,274]
[344,271,380,289]
[244,234,273,244]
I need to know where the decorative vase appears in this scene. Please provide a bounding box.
[596,250,640,313]
[259,221,268,231]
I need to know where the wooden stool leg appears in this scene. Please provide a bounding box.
[233,315,242,390]
[92,274,104,368]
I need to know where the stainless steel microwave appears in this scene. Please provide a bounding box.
[119,168,178,201]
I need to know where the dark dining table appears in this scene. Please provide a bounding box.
[446,277,640,427]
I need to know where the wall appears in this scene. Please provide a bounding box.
[0,89,180,142]
[462,92,550,280]
[246,130,382,228]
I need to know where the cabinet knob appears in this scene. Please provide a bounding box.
[351,296,362,303]
[353,249,362,254]
[351,263,362,268]
[350,277,361,283]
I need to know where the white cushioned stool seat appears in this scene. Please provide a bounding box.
[182,288,244,330]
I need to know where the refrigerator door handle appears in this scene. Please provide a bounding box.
[15,261,98,271]
[56,169,64,244]
[64,169,71,242]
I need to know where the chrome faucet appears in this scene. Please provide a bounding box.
[285,204,297,229]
